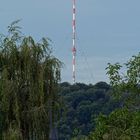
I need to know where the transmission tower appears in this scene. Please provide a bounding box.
[72,0,76,83]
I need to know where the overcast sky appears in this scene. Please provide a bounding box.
[0,0,140,84]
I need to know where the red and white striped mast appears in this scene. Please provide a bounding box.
[72,0,76,83]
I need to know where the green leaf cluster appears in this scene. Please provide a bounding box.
[89,109,140,140]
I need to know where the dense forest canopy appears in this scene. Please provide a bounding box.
[57,82,120,140]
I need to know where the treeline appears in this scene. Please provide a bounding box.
[58,53,140,140]
[57,82,120,140]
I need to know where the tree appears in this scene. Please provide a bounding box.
[57,82,119,140]
[0,21,62,139]
[106,54,140,108]
[89,109,140,140]
[88,53,140,140]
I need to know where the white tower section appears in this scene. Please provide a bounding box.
[72,0,76,83]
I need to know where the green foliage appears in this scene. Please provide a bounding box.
[57,82,120,140]
[106,63,122,87]
[0,21,61,139]
[106,54,140,107]
[71,135,88,140]
[89,109,140,140]
[88,53,140,140]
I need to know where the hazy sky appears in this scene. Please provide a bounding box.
[0,0,140,84]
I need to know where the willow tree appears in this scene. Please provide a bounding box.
[0,21,62,140]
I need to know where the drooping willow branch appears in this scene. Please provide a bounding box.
[0,20,62,140]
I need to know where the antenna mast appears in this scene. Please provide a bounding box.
[72,0,76,83]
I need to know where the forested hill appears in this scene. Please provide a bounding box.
[57,82,120,140]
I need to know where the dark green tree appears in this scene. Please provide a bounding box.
[57,82,119,140]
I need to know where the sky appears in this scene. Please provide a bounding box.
[0,0,140,84]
